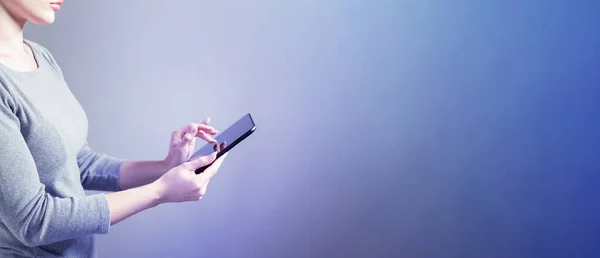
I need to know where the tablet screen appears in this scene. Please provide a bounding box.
[190,113,256,160]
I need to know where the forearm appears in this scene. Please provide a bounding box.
[118,160,169,190]
[105,181,163,225]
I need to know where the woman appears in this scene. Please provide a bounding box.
[0,0,228,257]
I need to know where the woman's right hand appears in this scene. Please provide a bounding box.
[154,151,228,203]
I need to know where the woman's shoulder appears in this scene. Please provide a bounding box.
[24,39,64,78]
[24,39,58,63]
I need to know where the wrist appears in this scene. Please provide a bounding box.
[160,158,172,171]
[146,179,165,207]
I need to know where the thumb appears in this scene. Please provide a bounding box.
[184,151,218,170]
[182,127,196,145]
[200,179,210,195]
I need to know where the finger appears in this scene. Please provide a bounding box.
[213,142,225,152]
[174,124,195,139]
[170,128,190,146]
[211,153,227,176]
[219,152,228,161]
[220,141,226,150]
[184,151,218,170]
[180,123,217,138]
[188,122,218,135]
[202,117,211,125]
[183,127,200,148]
[197,131,217,144]
[197,153,228,181]
[182,132,195,145]
[177,124,217,147]
[194,123,218,135]
[200,179,210,195]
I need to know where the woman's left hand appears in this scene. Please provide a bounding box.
[163,118,219,170]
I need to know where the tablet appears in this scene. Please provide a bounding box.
[191,113,256,174]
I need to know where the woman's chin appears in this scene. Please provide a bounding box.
[29,13,56,25]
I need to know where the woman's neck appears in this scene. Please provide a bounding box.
[0,5,27,57]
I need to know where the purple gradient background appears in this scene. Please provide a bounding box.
[25,0,600,257]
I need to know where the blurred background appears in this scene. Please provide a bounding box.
[26,0,600,257]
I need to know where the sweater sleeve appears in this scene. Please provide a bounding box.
[0,93,111,247]
[78,141,125,192]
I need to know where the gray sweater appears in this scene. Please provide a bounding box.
[0,40,124,257]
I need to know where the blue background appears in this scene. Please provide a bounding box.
[26,0,600,257]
